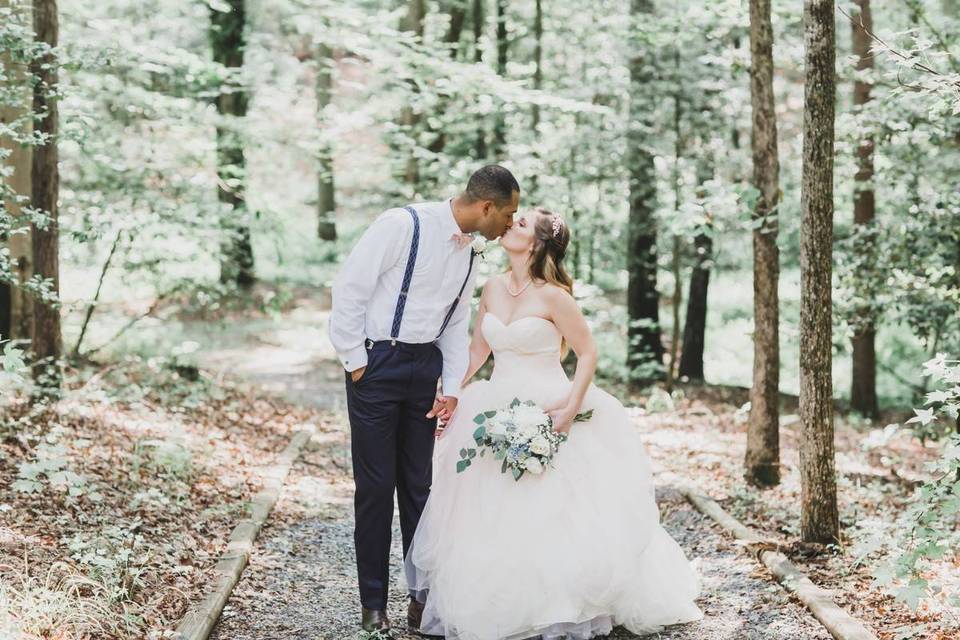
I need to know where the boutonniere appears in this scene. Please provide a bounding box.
[471,236,488,260]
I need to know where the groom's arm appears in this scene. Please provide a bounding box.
[329,209,408,372]
[435,270,478,399]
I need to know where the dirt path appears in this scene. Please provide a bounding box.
[194,307,834,640]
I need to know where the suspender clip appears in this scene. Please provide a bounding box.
[390,338,397,346]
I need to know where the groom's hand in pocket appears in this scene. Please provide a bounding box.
[350,366,366,383]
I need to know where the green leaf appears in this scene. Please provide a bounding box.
[483,410,497,418]
[509,398,521,408]
[473,413,486,424]
[574,409,594,422]
[512,467,523,481]
[501,458,509,474]
[473,426,486,443]
[456,459,471,473]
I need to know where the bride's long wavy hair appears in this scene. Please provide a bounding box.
[522,207,574,359]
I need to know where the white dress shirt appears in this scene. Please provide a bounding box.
[328,199,478,398]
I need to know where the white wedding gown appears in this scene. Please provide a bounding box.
[404,314,703,640]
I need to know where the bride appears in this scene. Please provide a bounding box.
[403,207,704,640]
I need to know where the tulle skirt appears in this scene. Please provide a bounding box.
[403,370,703,640]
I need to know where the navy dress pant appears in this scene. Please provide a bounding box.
[344,339,442,611]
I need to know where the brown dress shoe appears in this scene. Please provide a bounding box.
[407,597,425,630]
[361,607,390,633]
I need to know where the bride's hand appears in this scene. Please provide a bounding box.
[547,405,578,435]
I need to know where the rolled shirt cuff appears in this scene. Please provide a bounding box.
[338,344,369,372]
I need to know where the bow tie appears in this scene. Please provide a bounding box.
[451,232,473,249]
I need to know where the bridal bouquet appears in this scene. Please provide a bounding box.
[456,397,593,481]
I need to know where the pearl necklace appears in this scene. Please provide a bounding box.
[507,277,533,297]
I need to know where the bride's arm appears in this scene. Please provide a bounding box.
[460,284,493,388]
[547,287,597,431]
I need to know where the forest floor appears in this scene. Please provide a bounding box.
[2,292,952,639]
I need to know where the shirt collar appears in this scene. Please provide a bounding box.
[443,197,470,240]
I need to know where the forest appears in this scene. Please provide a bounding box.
[1,0,959,638]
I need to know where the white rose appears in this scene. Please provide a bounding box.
[529,435,551,456]
[524,457,544,474]
[512,404,548,430]
[487,415,509,436]
[471,237,487,253]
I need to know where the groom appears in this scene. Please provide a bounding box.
[328,165,520,633]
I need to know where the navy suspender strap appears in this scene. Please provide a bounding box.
[390,206,421,342]
[435,248,476,341]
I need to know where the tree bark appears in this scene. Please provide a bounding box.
[626,0,664,388]
[0,0,33,345]
[850,0,879,419]
[427,0,470,155]
[316,42,336,241]
[30,0,62,394]
[800,0,839,544]
[399,0,425,187]
[531,0,543,133]
[211,0,254,288]
[679,160,714,382]
[473,0,487,158]
[491,0,507,157]
[745,0,782,487]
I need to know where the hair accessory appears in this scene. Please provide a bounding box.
[551,215,563,238]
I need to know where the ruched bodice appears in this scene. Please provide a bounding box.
[481,313,568,386]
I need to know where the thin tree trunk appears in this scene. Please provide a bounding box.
[492,0,507,156]
[800,0,839,544]
[666,61,682,393]
[850,0,879,419]
[626,0,664,389]
[427,0,469,155]
[473,0,487,158]
[745,0,782,487]
[531,0,543,133]
[0,0,33,345]
[73,230,122,358]
[399,0,426,187]
[679,160,714,382]
[211,0,254,288]
[529,0,543,195]
[316,42,337,241]
[30,0,61,394]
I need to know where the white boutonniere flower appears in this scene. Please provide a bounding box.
[471,236,487,259]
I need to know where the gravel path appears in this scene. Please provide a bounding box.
[198,310,834,640]
[210,420,833,640]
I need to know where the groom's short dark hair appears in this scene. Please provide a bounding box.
[464,165,520,207]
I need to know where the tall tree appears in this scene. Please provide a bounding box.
[744,0,782,487]
[626,0,664,388]
[0,0,33,345]
[316,40,336,241]
[30,0,61,394]
[472,0,487,158]
[427,0,470,155]
[850,0,879,419]
[531,0,543,133]
[491,0,507,156]
[210,0,254,288]
[399,0,425,187]
[800,0,839,543]
[678,159,714,382]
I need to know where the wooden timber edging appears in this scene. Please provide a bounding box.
[173,425,316,640]
[678,484,879,640]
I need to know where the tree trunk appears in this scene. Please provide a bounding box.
[745,0,782,488]
[211,0,254,288]
[316,42,336,241]
[626,0,664,388]
[666,63,683,393]
[491,0,507,157]
[0,0,33,345]
[800,0,839,544]
[399,0,426,188]
[850,0,879,419]
[679,160,714,382]
[473,0,487,158]
[531,0,543,133]
[30,0,62,394]
[427,0,469,155]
